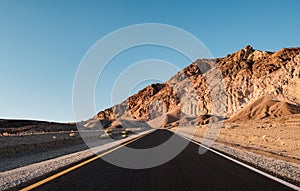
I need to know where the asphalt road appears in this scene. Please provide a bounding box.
[23,130,294,191]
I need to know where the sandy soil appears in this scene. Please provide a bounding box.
[0,121,148,172]
[0,130,91,172]
[173,114,300,165]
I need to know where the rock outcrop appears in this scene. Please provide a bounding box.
[85,45,300,128]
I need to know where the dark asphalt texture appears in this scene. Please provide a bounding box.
[27,130,294,191]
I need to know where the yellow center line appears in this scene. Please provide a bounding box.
[20,132,150,191]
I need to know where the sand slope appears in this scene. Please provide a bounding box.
[229,96,300,122]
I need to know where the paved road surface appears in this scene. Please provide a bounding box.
[21,130,295,191]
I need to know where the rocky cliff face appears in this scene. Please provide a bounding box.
[86,45,300,127]
[220,45,300,115]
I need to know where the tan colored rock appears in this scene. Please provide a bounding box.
[87,45,300,127]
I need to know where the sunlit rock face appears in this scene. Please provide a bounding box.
[85,46,300,127]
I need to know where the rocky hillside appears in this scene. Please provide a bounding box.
[85,45,300,128]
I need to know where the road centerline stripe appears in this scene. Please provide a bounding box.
[20,131,152,191]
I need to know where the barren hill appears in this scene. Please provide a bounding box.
[229,95,300,122]
[86,45,300,128]
[0,119,77,134]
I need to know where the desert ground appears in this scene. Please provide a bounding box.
[1,113,299,172]
[0,119,147,172]
[173,114,300,165]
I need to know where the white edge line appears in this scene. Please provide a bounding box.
[174,131,300,191]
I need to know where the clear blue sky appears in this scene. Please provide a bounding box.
[0,0,299,122]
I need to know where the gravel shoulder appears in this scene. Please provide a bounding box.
[171,127,300,186]
[0,129,154,190]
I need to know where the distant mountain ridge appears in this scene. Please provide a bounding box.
[85,45,300,128]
